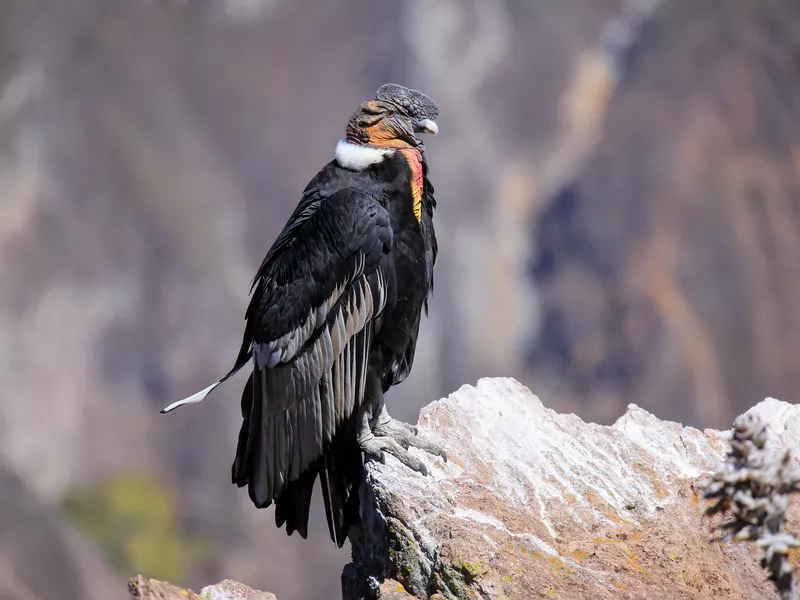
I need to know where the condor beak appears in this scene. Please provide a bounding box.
[413,118,438,135]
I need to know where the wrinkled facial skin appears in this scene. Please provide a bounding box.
[346,100,417,149]
[346,84,439,150]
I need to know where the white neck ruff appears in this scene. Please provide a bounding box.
[335,139,392,170]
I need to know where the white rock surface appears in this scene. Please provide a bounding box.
[201,579,278,600]
[344,377,800,600]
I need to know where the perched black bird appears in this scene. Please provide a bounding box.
[161,84,445,547]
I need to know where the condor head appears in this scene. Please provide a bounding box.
[345,83,439,150]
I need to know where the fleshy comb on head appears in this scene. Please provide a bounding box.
[375,83,439,121]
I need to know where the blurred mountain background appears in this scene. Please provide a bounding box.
[0,0,798,598]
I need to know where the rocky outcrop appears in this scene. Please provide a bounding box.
[128,575,277,600]
[344,378,800,599]
[3,1,798,597]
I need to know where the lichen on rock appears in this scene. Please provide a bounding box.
[343,377,800,599]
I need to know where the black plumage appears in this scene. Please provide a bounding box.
[161,84,442,547]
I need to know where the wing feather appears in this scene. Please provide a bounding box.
[286,406,297,481]
[267,417,278,501]
[328,336,342,443]
[223,188,394,537]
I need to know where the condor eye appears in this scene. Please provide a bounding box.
[385,111,394,118]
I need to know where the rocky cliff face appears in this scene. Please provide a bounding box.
[128,575,277,600]
[130,378,800,598]
[343,378,800,599]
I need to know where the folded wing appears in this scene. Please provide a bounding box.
[234,189,393,544]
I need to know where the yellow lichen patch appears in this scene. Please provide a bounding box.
[452,556,491,582]
[619,544,641,571]
[592,536,616,544]
[667,551,690,583]
[556,544,589,563]
[590,534,655,575]
[556,564,574,582]
[520,546,545,561]
[563,548,589,562]
[690,486,709,516]
[546,556,574,583]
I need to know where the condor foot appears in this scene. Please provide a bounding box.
[359,434,428,475]
[373,418,448,464]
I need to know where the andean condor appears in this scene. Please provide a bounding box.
[161,83,445,547]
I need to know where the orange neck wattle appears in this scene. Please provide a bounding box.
[397,148,424,223]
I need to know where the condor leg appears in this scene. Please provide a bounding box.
[372,403,447,463]
[361,368,447,466]
[357,369,438,475]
